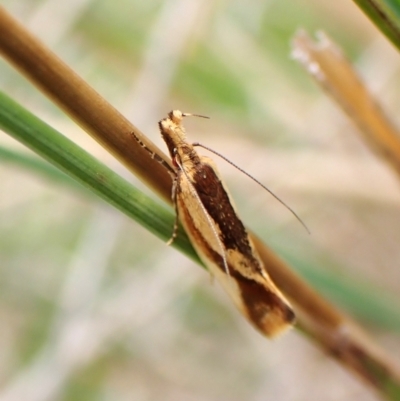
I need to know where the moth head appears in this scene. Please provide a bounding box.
[160,110,209,159]
[169,110,210,123]
[168,110,184,124]
[159,112,187,159]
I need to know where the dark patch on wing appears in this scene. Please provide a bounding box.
[237,274,295,332]
[178,201,294,335]
[192,163,260,264]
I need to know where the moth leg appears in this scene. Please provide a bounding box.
[166,176,180,246]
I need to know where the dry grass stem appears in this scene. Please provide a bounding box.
[0,5,173,202]
[292,30,400,177]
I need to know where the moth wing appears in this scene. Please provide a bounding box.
[176,156,294,337]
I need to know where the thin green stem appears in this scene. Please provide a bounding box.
[353,0,400,51]
[0,90,199,264]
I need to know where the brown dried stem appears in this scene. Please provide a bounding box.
[0,6,173,202]
[0,7,399,398]
[292,29,400,395]
[293,30,400,176]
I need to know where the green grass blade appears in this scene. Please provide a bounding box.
[0,90,199,264]
[353,0,400,51]
[0,144,81,187]
[1,90,399,333]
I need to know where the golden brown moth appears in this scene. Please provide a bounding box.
[136,110,295,337]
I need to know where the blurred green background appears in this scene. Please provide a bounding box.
[0,1,399,400]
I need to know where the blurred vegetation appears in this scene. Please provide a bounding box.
[0,1,400,401]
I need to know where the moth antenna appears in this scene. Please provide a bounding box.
[175,156,232,279]
[131,132,175,174]
[182,112,210,119]
[193,142,310,234]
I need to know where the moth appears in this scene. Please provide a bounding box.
[135,110,296,337]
